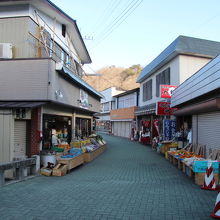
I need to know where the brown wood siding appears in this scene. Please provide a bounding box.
[0,17,30,58]
[110,106,137,120]
[0,59,49,100]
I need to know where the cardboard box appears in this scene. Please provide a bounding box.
[40,168,52,176]
[193,161,219,173]
[194,172,219,185]
[52,164,68,176]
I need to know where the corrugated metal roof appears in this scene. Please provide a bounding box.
[0,102,46,108]
[137,35,220,83]
[113,88,139,97]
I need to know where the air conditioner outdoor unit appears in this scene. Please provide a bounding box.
[0,43,13,59]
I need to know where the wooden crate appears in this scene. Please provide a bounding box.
[40,168,52,176]
[57,154,84,171]
[52,164,68,176]
[194,172,219,185]
[84,144,107,163]
[178,160,183,170]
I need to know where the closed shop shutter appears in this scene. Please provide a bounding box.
[198,111,220,153]
[0,110,12,163]
[121,122,125,137]
[14,120,26,159]
[112,121,131,138]
[192,115,198,145]
[113,122,118,136]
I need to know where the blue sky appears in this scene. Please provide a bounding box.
[51,0,220,72]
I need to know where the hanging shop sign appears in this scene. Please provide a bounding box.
[142,120,150,128]
[160,85,177,98]
[153,119,160,136]
[156,102,177,115]
[79,89,89,109]
[163,119,176,140]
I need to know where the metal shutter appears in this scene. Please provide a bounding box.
[113,122,119,136]
[198,111,220,153]
[0,110,12,163]
[192,115,198,145]
[14,120,26,160]
[125,122,131,138]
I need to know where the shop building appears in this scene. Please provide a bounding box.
[96,87,125,132]
[110,88,139,138]
[0,0,102,164]
[171,54,220,157]
[135,35,220,143]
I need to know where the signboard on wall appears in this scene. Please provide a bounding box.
[79,89,89,109]
[163,120,176,140]
[156,102,177,115]
[160,85,177,98]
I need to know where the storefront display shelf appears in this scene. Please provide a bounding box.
[84,144,107,163]
[160,141,177,154]
[57,154,84,171]
[167,152,219,185]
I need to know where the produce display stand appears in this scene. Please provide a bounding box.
[57,154,84,171]
[84,144,107,163]
[167,151,219,185]
[160,141,177,154]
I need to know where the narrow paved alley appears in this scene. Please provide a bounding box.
[0,134,217,220]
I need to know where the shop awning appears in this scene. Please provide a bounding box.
[0,101,47,108]
[173,98,220,116]
[135,103,156,116]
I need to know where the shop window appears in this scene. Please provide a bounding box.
[142,79,152,102]
[42,114,72,149]
[156,67,170,97]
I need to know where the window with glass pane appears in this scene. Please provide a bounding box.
[142,79,152,101]
[156,67,170,97]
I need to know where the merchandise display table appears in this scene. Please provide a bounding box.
[84,144,107,163]
[160,141,177,154]
[167,151,219,185]
[57,154,84,171]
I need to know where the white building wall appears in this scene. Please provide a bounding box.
[172,55,220,107]
[139,57,179,107]
[0,4,79,62]
[139,55,212,108]
[179,55,211,84]
[100,87,124,104]
[29,5,79,62]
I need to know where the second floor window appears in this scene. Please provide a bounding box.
[143,79,152,102]
[102,102,110,112]
[118,94,135,108]
[156,67,170,97]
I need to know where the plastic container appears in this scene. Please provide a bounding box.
[40,155,57,167]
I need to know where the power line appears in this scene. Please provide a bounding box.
[87,0,121,36]
[88,0,126,39]
[91,0,138,41]
[91,0,143,49]
[191,12,220,35]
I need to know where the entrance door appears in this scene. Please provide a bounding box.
[14,120,27,160]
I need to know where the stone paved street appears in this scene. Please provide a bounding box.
[0,134,217,220]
